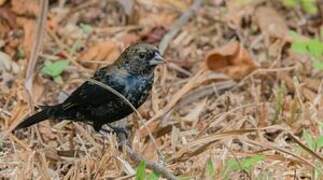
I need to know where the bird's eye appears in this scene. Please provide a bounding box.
[139,52,146,59]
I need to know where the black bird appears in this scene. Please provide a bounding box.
[15,43,164,133]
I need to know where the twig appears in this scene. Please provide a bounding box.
[24,0,48,111]
[125,145,176,180]
[158,0,203,55]
[86,79,176,179]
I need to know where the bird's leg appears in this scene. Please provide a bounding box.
[107,124,129,139]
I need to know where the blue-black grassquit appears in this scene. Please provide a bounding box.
[15,43,164,133]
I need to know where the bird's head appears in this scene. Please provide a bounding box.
[117,43,165,75]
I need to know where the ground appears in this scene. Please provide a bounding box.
[0,0,323,179]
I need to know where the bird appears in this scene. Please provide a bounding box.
[14,43,164,134]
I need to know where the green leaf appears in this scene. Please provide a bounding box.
[80,23,93,34]
[16,47,25,60]
[290,31,323,70]
[291,40,308,54]
[207,158,215,178]
[300,0,318,14]
[282,0,298,7]
[307,39,323,58]
[69,39,84,54]
[303,129,316,150]
[136,161,146,180]
[313,60,323,70]
[223,155,265,178]
[240,155,265,171]
[316,136,323,149]
[148,171,160,180]
[41,60,69,78]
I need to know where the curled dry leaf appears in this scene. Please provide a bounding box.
[78,41,120,68]
[255,6,290,41]
[205,41,258,80]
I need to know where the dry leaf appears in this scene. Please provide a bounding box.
[205,41,258,79]
[79,41,120,68]
[163,0,189,11]
[32,76,45,102]
[255,6,290,41]
[226,0,258,28]
[11,0,39,16]
[0,51,20,73]
[16,17,35,58]
[141,26,168,44]
[0,0,6,5]
[0,7,17,28]
[138,11,177,27]
[121,33,140,47]
[142,140,159,161]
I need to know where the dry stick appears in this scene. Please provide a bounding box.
[158,0,203,55]
[86,79,176,180]
[126,145,176,180]
[24,0,48,111]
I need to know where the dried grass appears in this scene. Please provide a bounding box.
[1,0,323,179]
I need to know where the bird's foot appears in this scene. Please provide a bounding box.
[100,125,129,144]
[108,125,129,139]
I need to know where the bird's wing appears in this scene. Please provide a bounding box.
[61,67,126,110]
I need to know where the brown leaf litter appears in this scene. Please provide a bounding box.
[205,41,258,80]
[78,41,120,69]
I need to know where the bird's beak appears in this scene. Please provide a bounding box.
[149,52,165,66]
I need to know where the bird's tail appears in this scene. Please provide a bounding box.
[14,105,59,131]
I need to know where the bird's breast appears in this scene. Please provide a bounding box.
[123,75,153,107]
